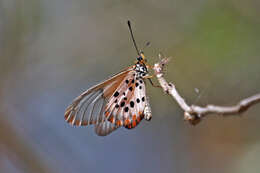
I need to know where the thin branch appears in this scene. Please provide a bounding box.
[153,56,260,125]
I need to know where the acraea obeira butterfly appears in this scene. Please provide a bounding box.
[65,21,154,136]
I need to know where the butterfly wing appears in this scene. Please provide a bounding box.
[104,76,147,130]
[94,121,118,136]
[64,67,133,128]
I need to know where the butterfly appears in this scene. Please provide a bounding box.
[64,21,154,136]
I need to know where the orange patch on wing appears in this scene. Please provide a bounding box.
[64,111,70,120]
[75,120,81,126]
[105,111,110,117]
[103,70,130,97]
[67,114,75,124]
[132,115,137,121]
[132,120,136,128]
[124,119,130,126]
[116,120,122,126]
[64,107,74,121]
[108,116,114,123]
[136,116,141,123]
[139,111,144,118]
[81,120,88,126]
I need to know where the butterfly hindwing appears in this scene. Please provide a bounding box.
[124,78,146,129]
[104,73,147,130]
[94,121,118,136]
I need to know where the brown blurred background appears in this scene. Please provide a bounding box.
[1,0,260,173]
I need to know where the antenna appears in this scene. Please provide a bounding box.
[127,20,140,56]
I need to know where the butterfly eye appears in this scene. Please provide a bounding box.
[137,56,142,61]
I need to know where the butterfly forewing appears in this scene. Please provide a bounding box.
[64,67,133,127]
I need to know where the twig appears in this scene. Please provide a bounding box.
[153,56,260,125]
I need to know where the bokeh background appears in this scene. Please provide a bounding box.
[1,0,260,172]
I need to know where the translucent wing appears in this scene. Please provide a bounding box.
[94,121,118,136]
[64,67,134,135]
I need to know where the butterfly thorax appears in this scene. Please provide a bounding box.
[134,63,148,78]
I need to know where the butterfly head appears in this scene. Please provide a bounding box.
[136,52,147,64]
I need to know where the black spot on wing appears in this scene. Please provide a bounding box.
[113,91,119,97]
[124,107,129,112]
[130,101,134,108]
[120,102,125,107]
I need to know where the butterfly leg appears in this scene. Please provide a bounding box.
[144,75,161,88]
[148,78,161,88]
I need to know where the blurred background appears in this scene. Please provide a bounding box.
[1,0,260,172]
